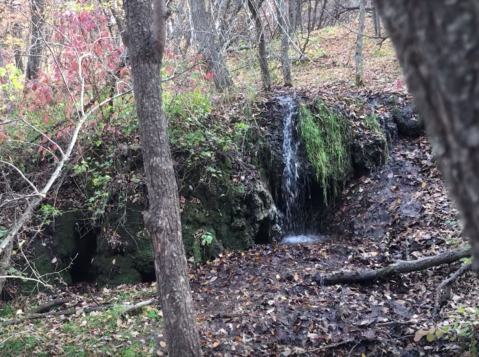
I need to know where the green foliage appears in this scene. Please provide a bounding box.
[414,275,478,355]
[164,87,212,120]
[0,64,23,111]
[1,302,161,356]
[38,204,62,225]
[0,303,14,318]
[192,230,214,266]
[299,101,352,204]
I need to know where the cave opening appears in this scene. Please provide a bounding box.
[140,269,156,283]
[69,224,98,284]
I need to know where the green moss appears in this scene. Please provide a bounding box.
[299,101,352,204]
[91,255,141,286]
[364,113,382,134]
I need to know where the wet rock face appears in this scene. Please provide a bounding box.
[181,181,279,254]
[352,134,388,174]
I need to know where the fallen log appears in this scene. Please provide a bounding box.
[313,246,470,285]
[0,299,155,326]
[30,298,74,314]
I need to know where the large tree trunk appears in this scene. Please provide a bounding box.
[275,0,293,87]
[189,0,234,91]
[374,0,479,275]
[123,1,203,356]
[355,0,365,86]
[25,0,45,81]
[248,0,271,91]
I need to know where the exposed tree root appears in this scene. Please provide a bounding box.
[433,262,472,319]
[313,246,470,285]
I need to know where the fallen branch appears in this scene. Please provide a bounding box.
[0,299,156,326]
[29,298,74,314]
[120,298,155,316]
[433,262,472,318]
[313,246,471,285]
[298,338,358,354]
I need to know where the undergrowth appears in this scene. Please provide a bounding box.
[0,292,162,356]
[299,101,352,205]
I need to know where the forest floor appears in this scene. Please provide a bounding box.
[1,135,474,357]
[1,22,477,357]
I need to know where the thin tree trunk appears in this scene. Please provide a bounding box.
[372,6,381,37]
[374,0,479,275]
[248,0,271,91]
[275,0,293,87]
[123,0,203,356]
[355,0,365,86]
[0,43,12,115]
[189,0,234,91]
[25,0,45,81]
[12,23,24,72]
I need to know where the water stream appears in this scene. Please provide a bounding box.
[278,96,323,244]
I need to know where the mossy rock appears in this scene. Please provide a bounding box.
[91,255,141,286]
[392,105,424,138]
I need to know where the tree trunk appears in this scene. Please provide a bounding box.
[275,0,293,87]
[123,1,203,356]
[189,0,234,91]
[355,0,365,86]
[374,0,479,275]
[248,0,271,91]
[372,6,381,37]
[0,44,11,115]
[25,0,45,81]
[13,22,24,72]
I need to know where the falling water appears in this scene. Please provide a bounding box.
[279,96,323,244]
[280,96,301,232]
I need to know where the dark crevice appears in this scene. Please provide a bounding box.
[70,225,98,284]
[140,269,156,283]
[255,219,272,244]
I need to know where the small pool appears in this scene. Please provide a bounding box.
[281,234,324,244]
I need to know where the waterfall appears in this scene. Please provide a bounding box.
[279,96,302,232]
[279,96,323,244]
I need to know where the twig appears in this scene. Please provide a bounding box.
[376,320,417,327]
[298,338,357,354]
[0,160,39,195]
[0,276,53,288]
[433,262,472,318]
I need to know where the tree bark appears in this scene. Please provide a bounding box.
[374,0,479,276]
[12,22,24,72]
[25,0,45,81]
[0,43,12,115]
[372,6,381,37]
[189,0,234,91]
[123,1,203,356]
[275,0,293,87]
[355,0,365,86]
[313,246,471,285]
[248,0,271,91]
